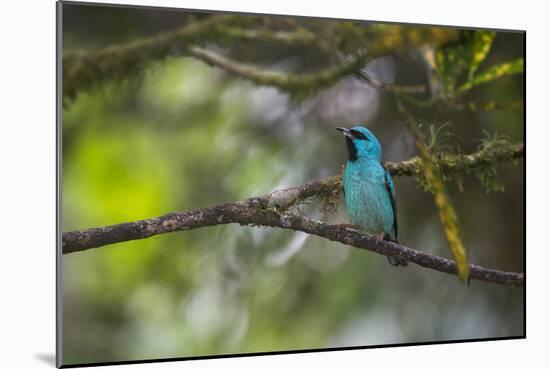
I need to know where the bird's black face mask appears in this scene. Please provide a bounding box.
[345,136,358,162]
[336,127,358,162]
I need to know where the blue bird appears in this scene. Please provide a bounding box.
[337,126,408,267]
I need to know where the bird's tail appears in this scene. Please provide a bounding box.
[384,234,408,267]
[387,255,408,267]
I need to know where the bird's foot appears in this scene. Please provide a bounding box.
[374,232,386,242]
[373,232,409,267]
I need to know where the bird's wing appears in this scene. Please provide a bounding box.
[341,163,346,196]
[383,168,398,241]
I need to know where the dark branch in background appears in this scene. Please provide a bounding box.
[62,15,460,102]
[63,15,235,101]
[213,25,318,45]
[355,70,427,94]
[188,46,368,94]
[63,144,525,287]
[356,69,524,113]
[363,25,461,58]
[447,100,524,112]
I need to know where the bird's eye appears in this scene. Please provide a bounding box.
[350,130,369,140]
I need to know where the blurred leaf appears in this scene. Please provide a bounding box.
[468,31,496,80]
[416,132,469,282]
[436,30,497,96]
[457,58,524,94]
[436,41,471,93]
[432,178,470,282]
[400,105,469,282]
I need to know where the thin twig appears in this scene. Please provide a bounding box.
[188,46,368,93]
[355,70,427,94]
[447,100,524,112]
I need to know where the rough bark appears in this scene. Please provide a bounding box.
[62,198,523,287]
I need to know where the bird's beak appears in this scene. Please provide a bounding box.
[336,127,352,138]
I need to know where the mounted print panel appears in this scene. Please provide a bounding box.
[58,1,525,367]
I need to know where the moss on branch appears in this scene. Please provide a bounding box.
[63,16,461,102]
[189,46,369,97]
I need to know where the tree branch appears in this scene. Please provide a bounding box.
[63,16,460,102]
[62,196,523,287]
[62,146,524,287]
[188,46,368,94]
[385,142,524,176]
[446,100,524,112]
[355,70,427,94]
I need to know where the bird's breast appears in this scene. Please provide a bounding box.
[343,161,394,236]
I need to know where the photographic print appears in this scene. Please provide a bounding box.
[58,1,525,366]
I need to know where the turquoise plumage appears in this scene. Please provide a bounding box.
[337,126,408,266]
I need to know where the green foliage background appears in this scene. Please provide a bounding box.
[61,4,524,365]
